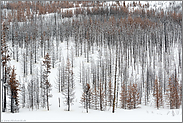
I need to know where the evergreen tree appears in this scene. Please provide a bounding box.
[8,66,20,113]
[123,82,140,109]
[107,80,113,107]
[166,73,181,109]
[80,83,93,113]
[120,81,127,109]
[62,58,75,111]
[127,83,133,109]
[41,53,52,111]
[153,78,163,109]
[131,83,140,109]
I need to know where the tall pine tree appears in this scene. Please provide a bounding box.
[42,53,52,111]
[62,58,75,111]
[8,66,20,113]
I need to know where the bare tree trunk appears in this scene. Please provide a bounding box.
[68,72,70,111]
[2,66,6,112]
[11,91,14,113]
[47,91,49,111]
[112,45,118,113]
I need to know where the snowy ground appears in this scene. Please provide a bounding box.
[1,40,182,122]
[2,98,182,122]
[2,107,182,122]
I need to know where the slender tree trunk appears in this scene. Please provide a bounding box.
[11,91,14,113]
[100,82,102,111]
[86,89,88,113]
[3,83,6,112]
[23,53,26,77]
[112,46,118,113]
[37,77,39,109]
[16,45,18,62]
[68,72,70,111]
[59,68,61,93]
[35,40,36,63]
[47,91,49,111]
[58,98,60,107]
[3,66,7,112]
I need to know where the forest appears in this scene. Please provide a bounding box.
[1,1,182,121]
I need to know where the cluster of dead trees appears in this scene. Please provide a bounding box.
[62,10,74,18]
[1,22,53,112]
[79,58,182,112]
[1,1,182,113]
[152,73,182,110]
[55,47,75,111]
[80,81,140,112]
[62,59,75,111]
[120,82,140,109]
[1,22,20,113]
[2,1,182,26]
[20,53,52,111]
[166,73,182,109]
[80,82,106,112]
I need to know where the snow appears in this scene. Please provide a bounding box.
[2,40,182,122]
[1,1,182,122]
[2,104,182,122]
[117,1,182,12]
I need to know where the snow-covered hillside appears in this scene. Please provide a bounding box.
[104,1,182,12]
[2,40,182,122]
[1,1,182,122]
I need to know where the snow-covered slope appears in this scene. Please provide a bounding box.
[2,40,182,122]
[107,1,182,12]
[1,1,182,122]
